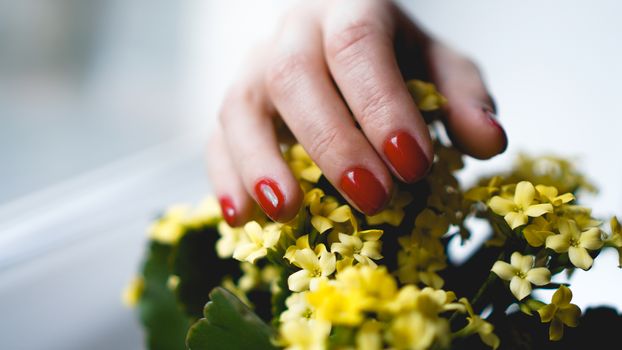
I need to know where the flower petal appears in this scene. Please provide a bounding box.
[552,285,573,305]
[288,270,311,292]
[491,261,516,281]
[510,276,532,300]
[526,267,551,286]
[515,181,536,209]
[549,317,564,341]
[545,233,571,253]
[327,205,352,223]
[243,221,263,243]
[537,304,557,323]
[505,212,527,229]
[568,246,593,270]
[524,203,553,217]
[489,196,516,216]
[557,304,581,327]
[579,228,604,250]
[294,248,320,271]
[311,216,333,234]
[319,251,336,276]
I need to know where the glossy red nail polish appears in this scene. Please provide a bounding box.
[383,131,430,183]
[218,196,236,226]
[254,178,284,219]
[484,108,508,152]
[340,167,388,216]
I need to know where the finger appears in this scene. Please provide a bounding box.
[266,10,391,215]
[206,130,254,227]
[322,0,433,184]
[426,42,508,159]
[219,71,303,222]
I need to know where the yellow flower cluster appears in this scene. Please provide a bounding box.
[278,264,479,350]
[130,80,620,348]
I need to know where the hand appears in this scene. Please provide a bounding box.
[207,0,507,226]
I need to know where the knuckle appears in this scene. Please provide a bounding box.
[306,123,340,163]
[219,82,266,127]
[325,20,378,62]
[265,52,310,97]
[358,87,394,128]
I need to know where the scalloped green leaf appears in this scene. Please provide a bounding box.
[139,242,191,350]
[186,287,277,350]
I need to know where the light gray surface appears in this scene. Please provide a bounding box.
[0,140,209,350]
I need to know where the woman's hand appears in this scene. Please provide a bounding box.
[207,0,507,226]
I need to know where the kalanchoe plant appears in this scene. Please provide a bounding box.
[124,81,622,350]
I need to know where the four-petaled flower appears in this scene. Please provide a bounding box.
[545,219,603,270]
[489,181,554,229]
[288,245,336,292]
[331,230,383,267]
[491,252,551,300]
[537,285,581,341]
[233,221,281,263]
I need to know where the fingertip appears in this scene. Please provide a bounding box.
[253,176,304,223]
[445,101,508,160]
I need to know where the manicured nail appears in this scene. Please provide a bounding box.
[254,178,284,219]
[340,167,388,216]
[484,108,508,152]
[383,131,430,183]
[218,196,236,226]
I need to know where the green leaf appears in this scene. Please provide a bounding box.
[172,227,241,319]
[139,242,192,350]
[186,287,277,350]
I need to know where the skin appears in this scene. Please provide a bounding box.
[207,0,507,225]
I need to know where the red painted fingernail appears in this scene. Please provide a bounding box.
[218,196,236,226]
[254,178,284,219]
[340,167,388,216]
[484,108,508,153]
[383,131,430,183]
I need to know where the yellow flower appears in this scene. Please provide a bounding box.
[406,79,447,111]
[489,181,554,229]
[306,279,370,326]
[458,298,500,349]
[280,292,313,322]
[464,176,503,202]
[122,276,144,307]
[409,209,449,249]
[238,263,260,292]
[287,245,336,292]
[491,252,551,300]
[216,221,247,258]
[537,285,581,341]
[396,243,446,288]
[233,221,281,263]
[331,230,383,267]
[287,144,322,184]
[336,265,398,305]
[186,196,222,227]
[366,190,413,227]
[166,275,180,290]
[545,219,604,270]
[284,235,312,264]
[304,189,350,234]
[355,320,383,350]
[604,216,622,266]
[386,311,449,350]
[535,185,575,207]
[279,318,331,350]
[147,204,191,244]
[523,216,555,247]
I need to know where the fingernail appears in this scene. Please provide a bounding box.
[218,196,237,226]
[340,167,388,215]
[383,131,430,183]
[484,107,508,153]
[254,178,284,219]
